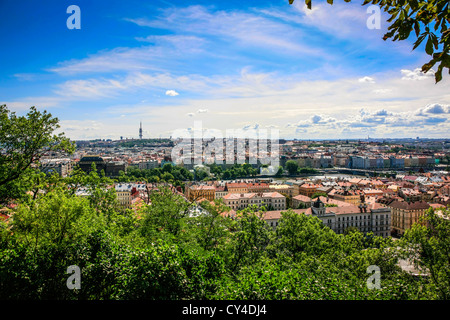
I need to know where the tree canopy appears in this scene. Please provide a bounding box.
[0,105,74,203]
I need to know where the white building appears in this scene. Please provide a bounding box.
[308,197,391,237]
[262,197,392,238]
[223,192,286,211]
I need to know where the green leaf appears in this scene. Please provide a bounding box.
[305,0,311,9]
[435,64,443,83]
[425,36,434,55]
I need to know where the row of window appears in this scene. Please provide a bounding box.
[227,199,285,204]
[337,214,389,221]
[268,221,391,237]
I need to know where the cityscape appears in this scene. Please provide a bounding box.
[0,0,449,309]
[37,131,450,241]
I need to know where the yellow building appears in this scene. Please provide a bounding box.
[226,183,249,194]
[298,184,321,197]
[187,185,216,202]
[332,189,361,205]
[269,184,295,197]
[388,200,430,236]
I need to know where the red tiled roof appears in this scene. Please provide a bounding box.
[388,200,430,210]
[263,209,308,220]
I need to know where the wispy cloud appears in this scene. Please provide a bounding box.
[126,5,326,58]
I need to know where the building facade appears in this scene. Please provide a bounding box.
[223,192,286,211]
[387,200,430,236]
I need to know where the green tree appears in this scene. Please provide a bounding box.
[311,191,327,199]
[275,166,284,176]
[225,207,274,274]
[272,210,339,260]
[402,207,450,299]
[285,160,299,175]
[194,199,233,252]
[10,188,101,250]
[140,187,193,243]
[0,105,74,203]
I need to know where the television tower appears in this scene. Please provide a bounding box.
[139,121,143,139]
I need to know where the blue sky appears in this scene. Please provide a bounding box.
[1,0,449,140]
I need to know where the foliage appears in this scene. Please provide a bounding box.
[402,207,450,299]
[0,105,74,203]
[298,167,318,174]
[219,163,258,180]
[311,192,328,199]
[285,160,299,175]
[124,165,193,184]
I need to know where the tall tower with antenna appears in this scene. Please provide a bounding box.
[139,121,143,140]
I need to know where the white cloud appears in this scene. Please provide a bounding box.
[166,89,179,96]
[197,108,208,113]
[415,103,449,116]
[358,76,375,83]
[401,68,435,81]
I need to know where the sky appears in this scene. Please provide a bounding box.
[0,0,449,140]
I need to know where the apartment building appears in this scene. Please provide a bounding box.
[223,192,286,211]
[226,182,249,194]
[292,194,312,208]
[298,183,321,197]
[247,182,270,193]
[261,197,391,238]
[331,189,361,205]
[186,185,216,202]
[308,198,391,238]
[269,184,295,197]
[39,159,73,177]
[215,186,228,199]
[138,160,159,170]
[115,183,147,208]
[387,200,430,236]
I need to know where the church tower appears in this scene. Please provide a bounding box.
[311,197,326,216]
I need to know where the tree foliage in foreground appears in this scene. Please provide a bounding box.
[1,177,449,299]
[289,0,449,83]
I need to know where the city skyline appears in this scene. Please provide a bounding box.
[1,0,449,140]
